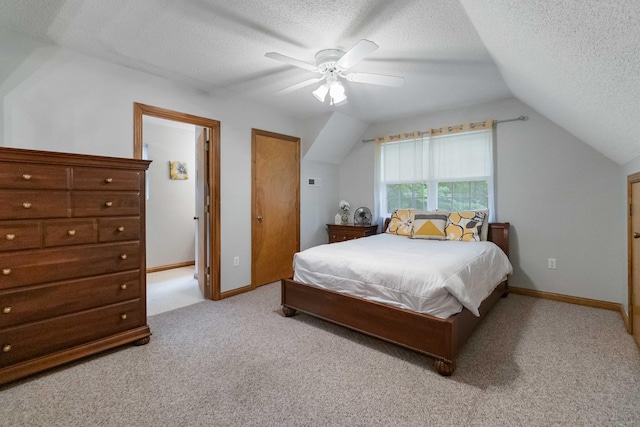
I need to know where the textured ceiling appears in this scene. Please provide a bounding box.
[0,0,510,124]
[0,1,638,163]
[460,0,640,164]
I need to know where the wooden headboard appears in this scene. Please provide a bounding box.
[382,218,510,257]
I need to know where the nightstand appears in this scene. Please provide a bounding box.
[326,224,378,243]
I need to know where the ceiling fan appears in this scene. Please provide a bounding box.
[265,39,404,105]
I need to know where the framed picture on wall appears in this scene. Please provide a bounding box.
[169,161,189,180]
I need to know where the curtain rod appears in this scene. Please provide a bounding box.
[361,115,528,143]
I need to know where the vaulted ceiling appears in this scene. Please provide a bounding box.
[0,0,638,164]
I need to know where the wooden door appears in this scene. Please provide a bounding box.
[629,175,640,345]
[196,128,209,298]
[252,129,300,288]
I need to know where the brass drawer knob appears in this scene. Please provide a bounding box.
[105,178,113,183]
[2,307,11,314]
[117,226,125,232]
[22,202,32,209]
[67,230,76,236]
[120,254,127,260]
[2,344,11,353]
[22,174,32,180]
[104,201,113,207]
[5,234,15,241]
[2,268,11,275]
[120,313,127,320]
[120,283,127,290]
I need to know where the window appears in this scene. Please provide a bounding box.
[378,129,493,218]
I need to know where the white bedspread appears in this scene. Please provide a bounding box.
[293,233,513,318]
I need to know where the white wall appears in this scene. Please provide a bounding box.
[143,121,196,269]
[340,97,627,306]
[0,31,333,293]
[300,160,339,250]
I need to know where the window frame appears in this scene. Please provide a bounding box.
[377,129,494,219]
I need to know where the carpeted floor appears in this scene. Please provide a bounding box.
[1,282,639,426]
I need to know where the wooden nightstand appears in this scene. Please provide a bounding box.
[327,224,378,243]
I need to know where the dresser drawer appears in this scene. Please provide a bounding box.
[0,299,143,366]
[43,219,97,247]
[0,191,70,220]
[0,221,41,252]
[0,162,70,190]
[327,224,378,243]
[98,217,141,242]
[71,192,141,217]
[0,270,141,328]
[0,242,141,289]
[73,167,141,191]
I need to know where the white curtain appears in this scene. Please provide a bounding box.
[378,129,494,219]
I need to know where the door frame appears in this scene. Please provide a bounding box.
[133,102,221,300]
[628,172,640,335]
[251,128,300,289]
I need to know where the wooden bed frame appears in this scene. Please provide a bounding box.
[281,221,510,376]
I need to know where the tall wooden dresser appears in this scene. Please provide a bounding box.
[0,147,151,385]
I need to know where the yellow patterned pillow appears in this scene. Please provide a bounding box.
[445,211,487,242]
[410,211,447,240]
[386,209,414,236]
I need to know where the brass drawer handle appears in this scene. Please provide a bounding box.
[2,344,11,353]
[120,313,127,320]
[2,307,11,314]
[105,178,113,183]
[5,234,15,241]
[117,226,125,232]
[67,230,76,236]
[22,202,32,209]
[120,254,127,260]
[120,283,127,290]
[105,201,113,207]
[22,174,32,180]
[2,268,11,275]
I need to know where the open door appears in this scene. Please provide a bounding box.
[629,174,640,345]
[196,128,209,298]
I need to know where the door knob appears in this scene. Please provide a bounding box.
[194,216,199,220]
[634,232,640,239]
[257,216,264,222]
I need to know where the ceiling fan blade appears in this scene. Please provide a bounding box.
[337,39,378,70]
[265,52,318,72]
[274,77,325,95]
[344,72,405,87]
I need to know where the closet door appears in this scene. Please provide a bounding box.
[251,129,300,287]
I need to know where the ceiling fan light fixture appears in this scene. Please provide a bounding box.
[312,83,329,102]
[328,80,347,105]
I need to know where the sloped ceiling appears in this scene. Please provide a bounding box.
[460,0,640,164]
[0,1,637,164]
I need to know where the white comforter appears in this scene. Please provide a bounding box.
[293,233,513,319]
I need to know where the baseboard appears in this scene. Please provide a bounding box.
[509,286,622,311]
[146,261,195,274]
[620,305,630,333]
[220,284,252,299]
[509,286,630,332]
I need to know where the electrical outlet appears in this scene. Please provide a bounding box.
[233,256,239,267]
[548,258,556,269]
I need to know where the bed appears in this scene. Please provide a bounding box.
[281,218,511,376]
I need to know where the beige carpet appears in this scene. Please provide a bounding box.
[1,283,639,426]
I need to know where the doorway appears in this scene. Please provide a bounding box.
[251,129,300,288]
[134,103,221,300]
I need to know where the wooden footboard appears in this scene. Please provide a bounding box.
[281,278,507,376]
